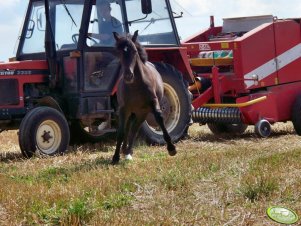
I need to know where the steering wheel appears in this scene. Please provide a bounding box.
[71,33,98,46]
[72,33,79,44]
[87,33,99,46]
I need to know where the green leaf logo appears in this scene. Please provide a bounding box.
[267,206,299,224]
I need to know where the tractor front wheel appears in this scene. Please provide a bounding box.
[18,107,70,158]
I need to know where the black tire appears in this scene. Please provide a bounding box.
[292,95,301,135]
[18,107,70,158]
[139,63,191,144]
[254,119,271,138]
[69,119,115,144]
[207,123,248,135]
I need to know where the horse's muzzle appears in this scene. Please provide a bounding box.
[123,70,134,83]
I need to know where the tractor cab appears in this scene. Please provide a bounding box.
[16,0,180,94]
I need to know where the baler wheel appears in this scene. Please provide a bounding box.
[254,119,271,138]
[207,123,247,135]
[292,95,301,135]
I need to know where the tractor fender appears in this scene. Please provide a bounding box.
[36,96,63,113]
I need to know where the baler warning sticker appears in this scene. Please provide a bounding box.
[221,43,229,49]
[199,43,211,51]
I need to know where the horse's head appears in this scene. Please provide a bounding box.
[113,30,145,83]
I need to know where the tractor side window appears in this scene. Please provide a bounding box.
[125,0,177,45]
[86,0,124,47]
[55,2,84,50]
[21,0,85,55]
[21,2,45,54]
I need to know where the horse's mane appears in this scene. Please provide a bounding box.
[115,33,148,63]
[134,40,148,63]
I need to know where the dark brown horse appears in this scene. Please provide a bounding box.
[112,30,176,164]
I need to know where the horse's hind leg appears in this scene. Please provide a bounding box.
[152,107,176,156]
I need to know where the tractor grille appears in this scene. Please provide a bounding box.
[192,107,242,124]
[0,79,19,105]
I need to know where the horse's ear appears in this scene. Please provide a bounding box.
[132,30,139,42]
[113,32,121,42]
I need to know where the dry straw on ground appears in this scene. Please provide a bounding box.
[0,122,300,225]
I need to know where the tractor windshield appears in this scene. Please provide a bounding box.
[20,0,85,55]
[125,0,177,45]
[86,0,124,47]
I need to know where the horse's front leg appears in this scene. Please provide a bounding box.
[124,114,146,160]
[151,104,177,156]
[112,108,126,164]
[121,113,135,160]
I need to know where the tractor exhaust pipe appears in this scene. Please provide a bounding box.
[192,107,242,124]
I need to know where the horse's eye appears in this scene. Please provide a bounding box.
[123,46,128,52]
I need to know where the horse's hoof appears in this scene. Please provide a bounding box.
[111,160,119,165]
[124,154,133,161]
[168,150,177,156]
[168,144,177,156]
[111,157,120,165]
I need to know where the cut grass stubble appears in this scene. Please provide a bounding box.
[0,123,300,225]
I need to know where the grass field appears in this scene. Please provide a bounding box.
[0,123,300,225]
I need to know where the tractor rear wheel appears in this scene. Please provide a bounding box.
[18,107,70,157]
[207,123,248,135]
[139,63,191,144]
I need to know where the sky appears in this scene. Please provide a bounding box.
[1,0,301,62]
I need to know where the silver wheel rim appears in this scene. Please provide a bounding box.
[36,120,62,154]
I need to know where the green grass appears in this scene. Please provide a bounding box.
[239,173,279,201]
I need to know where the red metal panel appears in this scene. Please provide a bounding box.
[278,59,301,84]
[238,93,279,124]
[274,20,301,55]
[234,23,277,89]
[191,86,214,108]
[0,60,48,108]
[0,60,48,70]
[239,81,301,124]
[274,20,301,84]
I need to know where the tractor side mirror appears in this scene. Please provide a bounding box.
[37,7,46,31]
[26,20,35,39]
[141,0,152,14]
